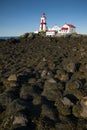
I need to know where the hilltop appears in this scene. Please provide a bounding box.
[0,34,87,130]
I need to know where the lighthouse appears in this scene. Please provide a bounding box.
[39,13,47,31]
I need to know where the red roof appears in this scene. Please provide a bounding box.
[66,24,76,28]
[61,27,68,30]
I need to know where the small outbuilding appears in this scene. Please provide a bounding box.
[46,30,57,36]
[59,24,76,34]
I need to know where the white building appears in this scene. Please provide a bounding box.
[52,25,60,32]
[59,24,76,34]
[39,13,48,31]
[46,30,57,36]
[46,25,60,36]
[35,13,76,36]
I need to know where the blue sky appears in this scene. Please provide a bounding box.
[0,0,87,36]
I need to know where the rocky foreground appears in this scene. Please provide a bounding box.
[0,34,87,130]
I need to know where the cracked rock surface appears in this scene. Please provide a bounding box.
[0,35,87,130]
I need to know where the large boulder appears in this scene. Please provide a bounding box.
[0,91,17,107]
[55,97,71,116]
[42,78,62,101]
[80,96,87,118]
[55,69,69,82]
[20,33,29,38]
[7,74,17,82]
[6,99,29,114]
[3,74,18,89]
[72,96,87,119]
[65,79,86,100]
[61,97,74,106]
[32,94,42,105]
[65,79,82,92]
[20,85,34,100]
[13,113,28,126]
[62,59,76,73]
[55,121,75,130]
[41,104,57,121]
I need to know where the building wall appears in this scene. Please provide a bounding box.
[39,24,47,31]
[40,17,46,23]
[46,31,56,36]
[59,24,76,34]
[52,25,60,32]
[39,14,47,31]
[69,27,76,33]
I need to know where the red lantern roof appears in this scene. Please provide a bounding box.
[42,13,46,18]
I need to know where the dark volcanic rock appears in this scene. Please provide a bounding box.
[0,35,87,130]
[6,99,29,113]
[20,84,33,100]
[13,113,28,127]
[0,91,17,107]
[32,94,42,105]
[55,120,75,130]
[42,78,62,101]
[55,97,71,116]
[80,96,87,118]
[41,104,57,121]
[55,69,69,82]
[62,59,76,73]
[65,79,82,91]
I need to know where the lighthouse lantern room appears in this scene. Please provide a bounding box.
[39,13,47,31]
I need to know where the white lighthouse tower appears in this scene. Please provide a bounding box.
[39,13,47,31]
